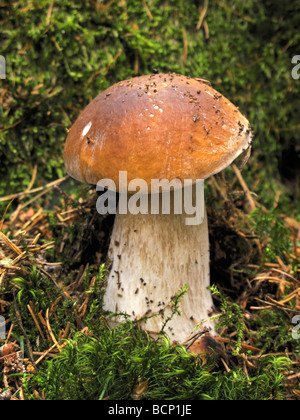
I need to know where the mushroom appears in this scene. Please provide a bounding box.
[63,73,253,345]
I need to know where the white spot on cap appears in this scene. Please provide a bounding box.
[82,121,92,137]
[149,114,154,117]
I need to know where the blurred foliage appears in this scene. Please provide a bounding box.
[250,207,291,262]
[0,0,299,213]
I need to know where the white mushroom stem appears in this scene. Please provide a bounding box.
[103,188,216,344]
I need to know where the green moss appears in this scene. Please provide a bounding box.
[0,0,299,214]
[23,324,290,400]
[1,0,299,401]
[250,208,292,263]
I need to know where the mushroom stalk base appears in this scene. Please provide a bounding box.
[104,204,216,344]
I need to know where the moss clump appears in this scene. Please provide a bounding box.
[23,324,290,400]
[0,0,299,214]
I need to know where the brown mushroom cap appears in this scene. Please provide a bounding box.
[64,73,253,190]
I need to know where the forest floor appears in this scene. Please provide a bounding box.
[0,166,299,400]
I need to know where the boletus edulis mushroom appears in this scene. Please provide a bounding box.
[63,73,253,346]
